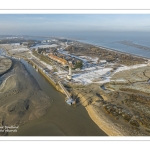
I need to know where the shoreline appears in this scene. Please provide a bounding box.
[74,90,122,136]
[76,40,150,60]
[85,105,122,136]
[74,88,148,136]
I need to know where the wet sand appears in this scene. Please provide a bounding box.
[0,59,51,135]
[0,56,12,76]
[9,99,107,136]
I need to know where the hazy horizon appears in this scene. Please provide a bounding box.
[0,14,150,36]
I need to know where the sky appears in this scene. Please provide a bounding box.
[0,14,150,36]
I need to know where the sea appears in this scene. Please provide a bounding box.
[64,31,150,59]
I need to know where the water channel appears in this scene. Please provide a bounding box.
[7,59,107,136]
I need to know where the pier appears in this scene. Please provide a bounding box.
[58,81,75,105]
[58,81,71,98]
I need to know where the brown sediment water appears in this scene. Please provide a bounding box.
[9,59,107,136]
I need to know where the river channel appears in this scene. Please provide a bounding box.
[7,59,107,136]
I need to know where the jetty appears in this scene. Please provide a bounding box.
[58,81,75,105]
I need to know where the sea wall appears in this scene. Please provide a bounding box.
[28,60,65,95]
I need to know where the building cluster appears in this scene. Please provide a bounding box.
[41,39,59,44]
[34,47,83,69]
[48,53,68,66]
[42,40,51,43]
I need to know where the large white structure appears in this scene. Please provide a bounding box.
[67,61,72,80]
